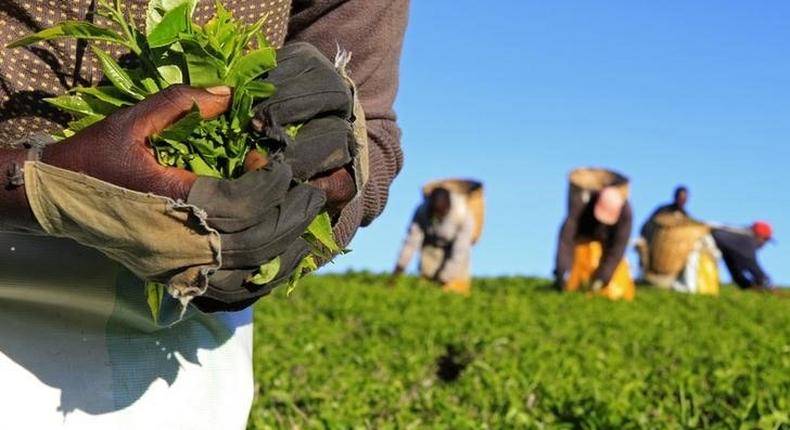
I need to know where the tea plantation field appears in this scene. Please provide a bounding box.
[248,274,789,429]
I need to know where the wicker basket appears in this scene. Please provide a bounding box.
[423,178,484,245]
[648,212,711,276]
[567,168,629,209]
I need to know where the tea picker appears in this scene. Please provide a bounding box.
[711,221,775,291]
[393,179,484,296]
[554,167,636,300]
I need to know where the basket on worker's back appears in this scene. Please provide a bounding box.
[568,168,630,208]
[423,179,485,244]
[647,212,711,276]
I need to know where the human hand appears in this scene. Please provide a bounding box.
[42,85,232,200]
[251,42,357,216]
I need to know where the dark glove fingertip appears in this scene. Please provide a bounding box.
[241,158,292,197]
[284,117,354,180]
[290,183,327,216]
[254,106,290,144]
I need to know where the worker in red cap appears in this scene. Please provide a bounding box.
[710,221,774,290]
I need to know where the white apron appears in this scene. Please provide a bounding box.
[0,233,254,429]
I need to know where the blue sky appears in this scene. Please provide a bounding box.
[328,1,790,285]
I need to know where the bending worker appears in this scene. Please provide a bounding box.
[393,187,475,295]
[554,168,635,300]
[711,222,774,290]
[0,0,408,428]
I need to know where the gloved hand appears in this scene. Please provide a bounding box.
[24,85,324,301]
[251,42,358,216]
[41,85,233,200]
[187,158,325,312]
[191,238,312,312]
[194,42,369,308]
[187,160,324,270]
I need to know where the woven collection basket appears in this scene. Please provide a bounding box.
[422,178,485,245]
[647,212,711,276]
[567,167,630,209]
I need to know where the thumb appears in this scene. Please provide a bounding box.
[130,85,232,137]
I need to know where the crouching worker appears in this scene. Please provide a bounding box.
[711,222,775,291]
[393,180,483,295]
[553,168,635,300]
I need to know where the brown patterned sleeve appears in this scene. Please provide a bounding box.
[286,0,409,246]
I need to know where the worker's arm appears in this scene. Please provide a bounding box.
[554,195,585,283]
[728,249,772,289]
[0,86,227,232]
[639,207,660,238]
[596,203,633,284]
[287,0,409,247]
[394,209,425,274]
[440,212,475,282]
[0,87,325,307]
[744,257,772,289]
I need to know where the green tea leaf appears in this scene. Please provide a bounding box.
[203,0,238,59]
[162,138,190,154]
[68,114,105,132]
[146,0,197,35]
[245,81,276,99]
[91,47,146,100]
[231,88,254,130]
[157,64,184,85]
[285,124,303,140]
[7,21,127,48]
[144,281,166,323]
[248,257,282,285]
[158,105,202,141]
[306,212,341,254]
[226,47,276,88]
[147,2,191,48]
[287,255,317,296]
[72,86,134,107]
[140,77,160,94]
[45,93,118,117]
[234,14,268,59]
[187,154,223,178]
[180,39,226,86]
[44,95,98,117]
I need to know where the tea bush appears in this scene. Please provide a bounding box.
[249,274,789,429]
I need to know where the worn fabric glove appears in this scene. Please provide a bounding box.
[197,42,376,309]
[194,41,367,309]
[24,159,324,302]
[187,161,324,267]
[186,161,324,310]
[252,42,364,182]
[252,42,352,141]
[21,85,326,306]
[23,160,221,300]
[191,238,311,313]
